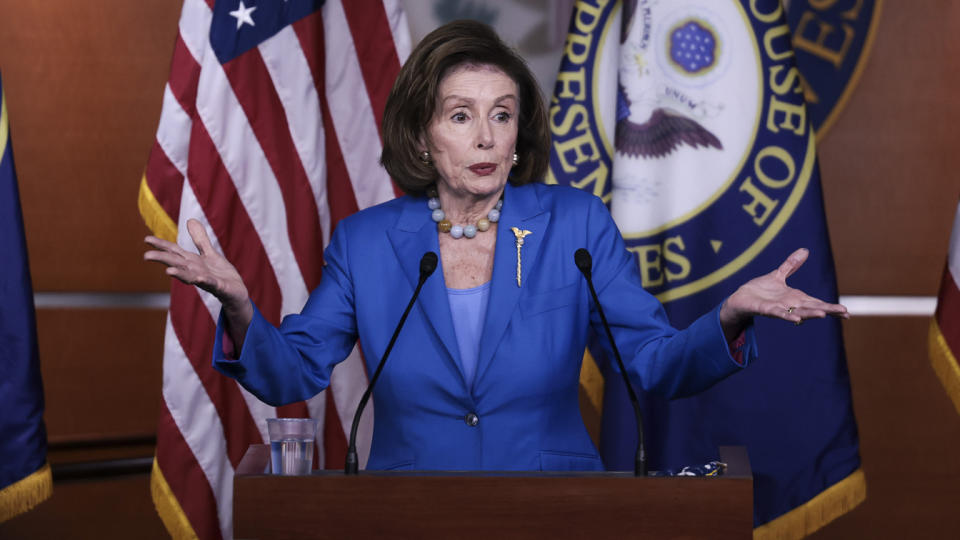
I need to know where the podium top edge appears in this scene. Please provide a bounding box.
[237,469,752,479]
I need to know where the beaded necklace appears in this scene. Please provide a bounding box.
[427,186,502,239]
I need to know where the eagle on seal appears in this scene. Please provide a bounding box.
[615,0,723,160]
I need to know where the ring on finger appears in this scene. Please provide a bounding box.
[786,306,796,314]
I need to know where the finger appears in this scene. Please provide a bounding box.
[775,248,809,280]
[186,219,215,256]
[782,300,850,322]
[164,265,199,285]
[797,297,849,317]
[144,249,187,268]
[144,235,186,257]
[771,304,804,323]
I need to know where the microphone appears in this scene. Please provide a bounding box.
[345,251,438,475]
[574,248,647,477]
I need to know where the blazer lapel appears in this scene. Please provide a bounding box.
[386,197,465,382]
[475,183,549,385]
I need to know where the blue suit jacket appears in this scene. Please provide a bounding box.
[214,182,756,471]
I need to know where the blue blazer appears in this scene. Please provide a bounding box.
[214,182,756,471]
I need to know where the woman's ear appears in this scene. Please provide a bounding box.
[417,134,432,165]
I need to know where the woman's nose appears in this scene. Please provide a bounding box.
[475,121,494,149]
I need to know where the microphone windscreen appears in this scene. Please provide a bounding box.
[574,248,592,273]
[420,251,439,277]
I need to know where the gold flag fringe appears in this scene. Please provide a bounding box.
[138,174,178,243]
[151,458,199,540]
[0,462,53,522]
[578,349,605,447]
[929,318,960,416]
[754,468,866,540]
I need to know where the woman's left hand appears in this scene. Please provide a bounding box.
[719,248,849,340]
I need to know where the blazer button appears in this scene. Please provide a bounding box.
[464,413,479,427]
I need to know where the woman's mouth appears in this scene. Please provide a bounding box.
[468,163,497,176]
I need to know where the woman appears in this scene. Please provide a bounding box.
[144,20,847,471]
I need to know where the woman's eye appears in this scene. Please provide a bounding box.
[451,112,468,122]
[494,111,512,122]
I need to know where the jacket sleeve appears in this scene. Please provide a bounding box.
[584,195,759,399]
[212,220,359,406]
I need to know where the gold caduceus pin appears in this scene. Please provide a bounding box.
[510,227,532,287]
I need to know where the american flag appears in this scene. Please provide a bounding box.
[931,199,960,417]
[137,1,409,538]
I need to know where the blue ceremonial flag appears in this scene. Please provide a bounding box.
[549,1,864,536]
[0,71,52,522]
[785,0,881,136]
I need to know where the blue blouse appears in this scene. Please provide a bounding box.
[447,281,492,390]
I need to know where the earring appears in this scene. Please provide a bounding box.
[512,152,519,166]
[419,151,432,164]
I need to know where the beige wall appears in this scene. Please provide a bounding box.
[0,1,957,537]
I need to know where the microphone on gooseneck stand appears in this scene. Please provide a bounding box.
[345,251,439,475]
[574,248,647,477]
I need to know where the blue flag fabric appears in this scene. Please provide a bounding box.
[785,0,881,135]
[549,1,864,535]
[209,0,324,64]
[0,71,52,522]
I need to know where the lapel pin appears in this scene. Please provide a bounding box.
[510,227,532,287]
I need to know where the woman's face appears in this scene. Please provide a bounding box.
[425,64,519,202]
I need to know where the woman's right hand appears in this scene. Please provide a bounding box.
[144,219,254,336]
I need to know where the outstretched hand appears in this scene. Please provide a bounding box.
[144,219,253,331]
[719,248,848,340]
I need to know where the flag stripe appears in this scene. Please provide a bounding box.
[340,0,403,199]
[179,0,213,66]
[186,121,284,322]
[322,0,395,210]
[155,85,193,177]
[339,0,399,136]
[168,35,200,118]
[936,264,960,358]
[169,281,261,468]
[291,9,380,471]
[144,141,184,225]
[292,13,361,226]
[154,400,222,540]
[195,14,310,319]
[382,0,412,62]
[258,26,332,248]
[323,391,347,469]
[169,183,282,449]
[221,48,325,291]
[172,184,289,442]
[162,310,236,537]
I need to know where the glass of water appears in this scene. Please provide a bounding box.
[266,418,318,476]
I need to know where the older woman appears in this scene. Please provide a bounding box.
[144,20,846,471]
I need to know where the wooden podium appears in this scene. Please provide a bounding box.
[234,445,752,539]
